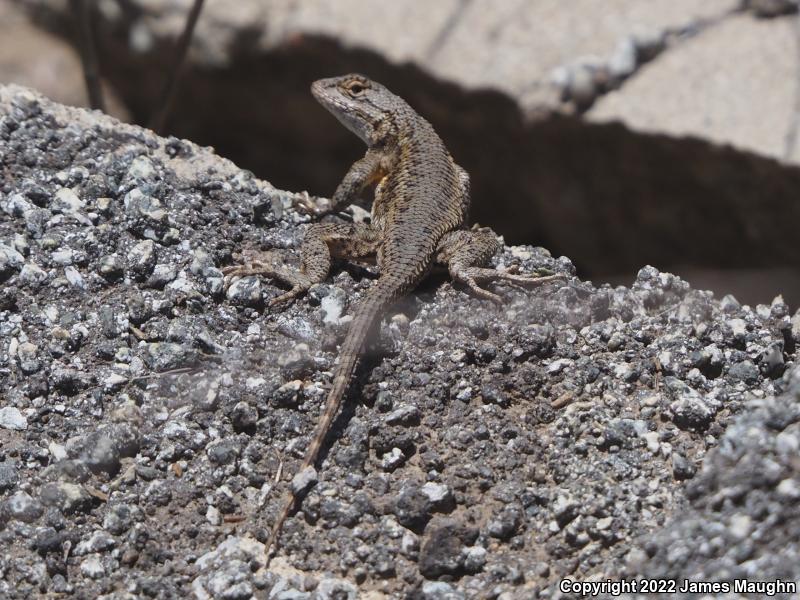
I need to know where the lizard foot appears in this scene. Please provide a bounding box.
[223,252,313,306]
[492,271,566,287]
[452,267,565,303]
[221,252,279,284]
[293,192,333,218]
[459,277,503,304]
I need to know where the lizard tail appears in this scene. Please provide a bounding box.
[263,277,403,564]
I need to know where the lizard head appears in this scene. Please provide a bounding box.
[311,74,398,145]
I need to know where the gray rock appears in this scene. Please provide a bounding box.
[207,439,241,465]
[74,530,116,555]
[124,188,166,223]
[18,262,48,285]
[128,239,157,280]
[671,452,697,480]
[51,188,84,213]
[1,193,34,217]
[147,263,178,288]
[102,503,137,535]
[193,536,267,598]
[97,254,124,281]
[420,482,454,512]
[79,555,105,579]
[0,463,19,491]
[316,578,358,600]
[609,37,638,80]
[0,243,25,278]
[384,404,420,426]
[419,517,477,578]
[393,484,432,530]
[463,545,488,573]
[320,286,346,324]
[728,359,760,383]
[230,401,258,432]
[23,208,51,238]
[126,155,156,180]
[381,447,405,471]
[142,342,198,371]
[665,377,718,430]
[39,482,95,514]
[631,372,800,584]
[0,407,27,430]
[487,504,522,540]
[33,527,64,555]
[720,294,741,312]
[83,434,121,475]
[291,466,318,496]
[143,480,172,506]
[760,342,785,378]
[4,491,44,523]
[421,581,465,599]
[63,265,85,289]
[16,342,40,374]
[190,248,224,295]
[225,276,262,306]
[51,248,75,265]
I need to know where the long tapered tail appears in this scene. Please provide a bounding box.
[263,279,401,563]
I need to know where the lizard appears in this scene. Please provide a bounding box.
[223,74,563,563]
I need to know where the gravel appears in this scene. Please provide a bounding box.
[1,84,798,598]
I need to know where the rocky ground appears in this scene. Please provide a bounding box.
[1,86,799,599]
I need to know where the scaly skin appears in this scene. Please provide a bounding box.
[223,74,563,563]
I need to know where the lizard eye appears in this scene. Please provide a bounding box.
[346,82,367,96]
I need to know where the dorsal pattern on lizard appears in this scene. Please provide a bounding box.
[223,74,563,562]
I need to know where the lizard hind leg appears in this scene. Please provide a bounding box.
[436,228,563,303]
[224,223,381,306]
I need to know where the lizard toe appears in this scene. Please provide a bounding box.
[268,287,304,306]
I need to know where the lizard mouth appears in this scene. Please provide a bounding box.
[310,79,326,100]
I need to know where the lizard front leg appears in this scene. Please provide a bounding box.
[223,223,381,305]
[295,149,385,217]
[436,228,564,303]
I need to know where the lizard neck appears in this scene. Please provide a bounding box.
[367,97,430,150]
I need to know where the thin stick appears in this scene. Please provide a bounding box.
[70,0,105,112]
[149,0,206,133]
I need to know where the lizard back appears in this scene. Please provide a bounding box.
[376,117,465,281]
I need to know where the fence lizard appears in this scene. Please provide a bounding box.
[224,74,563,562]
